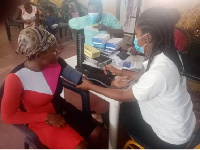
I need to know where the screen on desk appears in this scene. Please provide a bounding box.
[76,29,85,68]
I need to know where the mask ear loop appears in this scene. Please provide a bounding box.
[137,33,148,40]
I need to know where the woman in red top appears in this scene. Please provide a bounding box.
[1,27,100,149]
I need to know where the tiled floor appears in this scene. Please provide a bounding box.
[0,24,131,149]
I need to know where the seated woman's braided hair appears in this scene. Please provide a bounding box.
[136,7,184,75]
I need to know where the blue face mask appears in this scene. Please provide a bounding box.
[88,13,100,25]
[133,35,147,54]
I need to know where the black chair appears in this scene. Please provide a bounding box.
[58,1,71,38]
[123,133,150,149]
[0,77,91,149]
[40,2,70,38]
[58,0,88,39]
[61,0,88,17]
[4,19,24,41]
[4,2,40,41]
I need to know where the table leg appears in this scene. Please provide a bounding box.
[109,101,120,149]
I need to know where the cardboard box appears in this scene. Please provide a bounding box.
[84,44,100,59]
[106,38,123,50]
[92,34,110,45]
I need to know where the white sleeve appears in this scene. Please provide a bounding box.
[132,70,166,101]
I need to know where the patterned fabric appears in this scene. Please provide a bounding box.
[176,2,200,29]
[69,2,79,18]
[16,27,56,59]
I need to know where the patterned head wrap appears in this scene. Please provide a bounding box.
[16,27,56,59]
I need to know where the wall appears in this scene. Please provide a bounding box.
[144,0,199,10]
[48,0,63,7]
[120,0,136,33]
[143,0,200,29]
[119,0,200,33]
[34,0,63,7]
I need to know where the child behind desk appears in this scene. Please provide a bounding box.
[44,6,62,48]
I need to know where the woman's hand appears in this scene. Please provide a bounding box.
[76,78,93,91]
[103,64,122,76]
[46,113,66,128]
[111,76,130,88]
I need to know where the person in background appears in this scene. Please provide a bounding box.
[77,7,197,148]
[69,0,124,46]
[1,27,102,149]
[69,1,80,18]
[13,0,39,28]
[44,6,62,49]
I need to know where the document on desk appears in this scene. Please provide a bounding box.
[110,52,144,71]
[130,55,144,70]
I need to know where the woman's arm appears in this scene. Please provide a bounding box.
[77,78,135,102]
[58,57,83,85]
[103,64,141,81]
[68,16,88,30]
[1,74,47,124]
[94,24,124,38]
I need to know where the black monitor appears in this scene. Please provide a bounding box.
[75,29,112,69]
[76,29,85,68]
[75,29,113,87]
